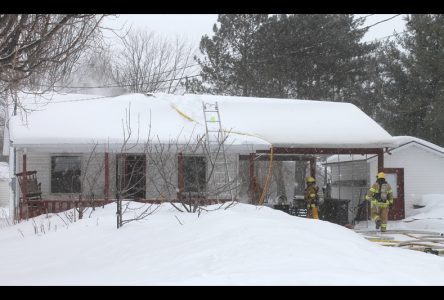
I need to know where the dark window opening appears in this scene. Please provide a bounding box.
[51,156,81,193]
[116,154,146,199]
[183,156,206,193]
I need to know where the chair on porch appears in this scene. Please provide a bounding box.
[16,170,42,203]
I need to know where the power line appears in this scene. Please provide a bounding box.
[47,14,386,91]
[37,15,404,92]
[359,14,402,32]
[45,73,201,92]
[245,14,403,64]
[44,95,113,103]
[38,61,199,90]
[42,74,201,102]
[301,14,402,53]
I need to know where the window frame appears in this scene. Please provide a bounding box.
[50,155,82,194]
[182,155,207,194]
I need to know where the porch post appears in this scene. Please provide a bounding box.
[22,153,27,202]
[20,153,27,221]
[248,153,255,204]
[178,152,184,200]
[309,157,316,178]
[104,152,109,201]
[377,148,384,172]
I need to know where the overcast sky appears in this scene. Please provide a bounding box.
[104,14,407,46]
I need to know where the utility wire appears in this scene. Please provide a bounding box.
[37,15,404,92]
[249,14,403,63]
[54,63,199,89]
[44,73,201,91]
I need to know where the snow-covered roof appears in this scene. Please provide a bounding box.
[394,136,444,153]
[9,92,396,150]
[326,135,444,164]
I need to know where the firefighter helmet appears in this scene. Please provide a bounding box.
[306,176,316,183]
[377,172,385,179]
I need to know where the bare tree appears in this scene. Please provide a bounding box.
[112,104,239,228]
[60,45,121,96]
[111,29,196,94]
[0,14,108,113]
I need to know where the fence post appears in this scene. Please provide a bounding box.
[104,152,109,201]
[177,152,184,201]
[248,153,255,204]
[22,154,27,203]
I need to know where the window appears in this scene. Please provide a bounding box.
[116,154,146,199]
[51,156,81,193]
[385,173,398,198]
[183,156,206,193]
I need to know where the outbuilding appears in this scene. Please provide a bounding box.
[325,136,444,221]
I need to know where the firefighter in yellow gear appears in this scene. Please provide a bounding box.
[365,172,394,232]
[304,176,319,219]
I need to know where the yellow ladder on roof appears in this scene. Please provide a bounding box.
[202,101,234,202]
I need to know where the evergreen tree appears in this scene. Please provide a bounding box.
[186,14,269,96]
[380,14,444,146]
[254,15,379,108]
[187,14,379,116]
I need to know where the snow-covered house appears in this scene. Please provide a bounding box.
[325,136,444,221]
[4,92,396,221]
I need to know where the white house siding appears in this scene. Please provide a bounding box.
[16,151,51,197]
[16,150,239,201]
[369,144,444,217]
[146,152,238,200]
[15,151,114,200]
[145,152,178,200]
[81,152,107,200]
[223,153,239,199]
[0,180,10,207]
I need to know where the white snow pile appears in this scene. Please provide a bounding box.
[355,193,444,240]
[1,202,443,286]
[398,194,444,227]
[414,194,444,209]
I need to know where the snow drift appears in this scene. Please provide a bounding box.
[0,202,443,285]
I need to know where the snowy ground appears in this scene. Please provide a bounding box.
[0,200,444,285]
[355,194,444,233]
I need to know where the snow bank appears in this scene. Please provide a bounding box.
[0,202,443,285]
[414,194,444,208]
[362,194,444,232]
[406,194,444,221]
